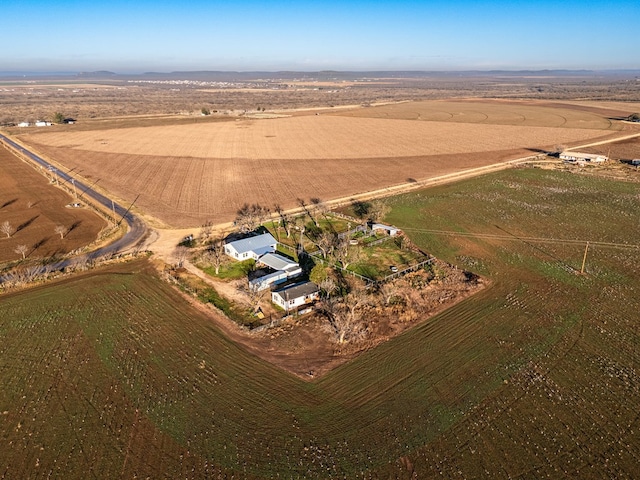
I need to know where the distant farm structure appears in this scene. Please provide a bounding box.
[560,151,608,164]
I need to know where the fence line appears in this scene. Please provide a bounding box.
[330,211,360,223]
[367,236,394,247]
[377,257,435,283]
[337,224,368,239]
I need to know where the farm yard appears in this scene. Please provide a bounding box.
[1,166,639,478]
[0,144,106,264]
[13,99,638,227]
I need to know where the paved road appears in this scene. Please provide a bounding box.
[0,133,147,271]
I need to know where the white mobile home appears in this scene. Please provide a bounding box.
[257,253,301,275]
[250,253,302,291]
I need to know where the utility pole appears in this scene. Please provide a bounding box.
[117,194,140,226]
[580,242,589,274]
[71,178,77,198]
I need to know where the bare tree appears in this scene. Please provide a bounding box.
[235,203,270,233]
[205,234,226,275]
[14,244,28,259]
[281,211,295,239]
[54,225,67,239]
[322,287,371,344]
[333,237,361,270]
[199,220,214,243]
[174,245,190,268]
[240,278,266,313]
[377,281,400,306]
[367,200,391,223]
[319,277,337,298]
[554,144,567,155]
[297,197,317,226]
[273,204,292,241]
[309,197,328,226]
[292,214,308,255]
[309,229,336,259]
[1,220,15,238]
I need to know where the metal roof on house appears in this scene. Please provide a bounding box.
[227,233,276,254]
[273,281,319,301]
[372,223,400,232]
[258,253,299,271]
[560,151,607,161]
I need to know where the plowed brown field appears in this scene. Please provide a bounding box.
[18,100,636,227]
[0,146,106,263]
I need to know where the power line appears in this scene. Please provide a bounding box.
[400,227,640,250]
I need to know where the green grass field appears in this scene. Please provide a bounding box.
[1,167,639,478]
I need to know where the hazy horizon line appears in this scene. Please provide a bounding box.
[2,68,640,78]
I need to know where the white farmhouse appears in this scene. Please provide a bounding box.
[224,232,277,260]
[17,122,30,127]
[272,282,320,312]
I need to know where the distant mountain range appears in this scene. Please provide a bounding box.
[1,69,639,81]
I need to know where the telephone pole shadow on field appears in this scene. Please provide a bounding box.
[494,224,579,274]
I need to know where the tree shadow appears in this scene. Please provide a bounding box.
[1,198,18,209]
[31,236,50,254]
[525,147,556,156]
[68,220,82,234]
[17,215,39,232]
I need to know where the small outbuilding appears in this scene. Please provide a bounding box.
[371,223,401,236]
[224,232,277,260]
[272,281,320,312]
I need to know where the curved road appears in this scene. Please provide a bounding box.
[0,132,147,269]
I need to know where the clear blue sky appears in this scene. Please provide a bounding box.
[2,0,638,73]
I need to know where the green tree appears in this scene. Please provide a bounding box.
[53,112,65,124]
[201,107,211,116]
[309,263,328,284]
